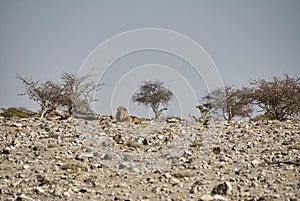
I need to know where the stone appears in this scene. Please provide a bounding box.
[251,159,261,166]
[117,182,128,188]
[166,118,180,123]
[2,148,10,154]
[184,150,192,156]
[23,164,31,170]
[212,146,221,154]
[12,123,23,127]
[152,187,161,194]
[35,186,45,194]
[199,194,229,201]
[163,173,172,178]
[211,182,232,196]
[169,178,180,184]
[63,191,70,197]
[79,188,88,193]
[18,194,32,200]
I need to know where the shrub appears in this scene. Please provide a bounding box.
[246,74,300,120]
[0,107,36,118]
[17,72,102,119]
[200,86,253,120]
[250,113,273,122]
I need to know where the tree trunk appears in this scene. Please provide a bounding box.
[153,106,159,119]
[228,106,233,120]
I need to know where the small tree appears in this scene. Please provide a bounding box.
[60,73,103,115]
[17,72,102,119]
[132,80,173,119]
[196,103,212,120]
[247,74,300,120]
[188,103,212,126]
[201,86,253,121]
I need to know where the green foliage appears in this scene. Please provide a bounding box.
[0,107,36,118]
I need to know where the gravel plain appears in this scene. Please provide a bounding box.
[0,115,299,201]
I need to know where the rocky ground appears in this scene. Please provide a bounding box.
[0,115,299,201]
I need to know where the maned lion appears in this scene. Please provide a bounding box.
[116,106,141,124]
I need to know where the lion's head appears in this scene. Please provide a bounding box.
[116,106,131,123]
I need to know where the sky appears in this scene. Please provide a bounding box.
[0,0,299,118]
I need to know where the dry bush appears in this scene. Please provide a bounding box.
[17,72,102,119]
[246,74,300,120]
[200,86,253,121]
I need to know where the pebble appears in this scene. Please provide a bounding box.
[35,186,45,194]
[23,164,31,170]
[117,183,128,188]
[200,194,229,201]
[251,159,261,166]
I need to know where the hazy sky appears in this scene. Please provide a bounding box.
[0,0,299,118]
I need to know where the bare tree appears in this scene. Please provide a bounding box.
[246,74,300,120]
[17,72,102,119]
[201,86,253,121]
[60,73,103,116]
[225,86,253,120]
[132,80,173,119]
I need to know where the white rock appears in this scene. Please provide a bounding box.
[117,182,128,188]
[225,182,232,195]
[35,186,45,194]
[251,159,261,166]
[200,194,229,201]
[13,123,23,127]
[23,164,31,170]
[184,150,192,156]
[157,134,164,140]
[63,191,70,197]
[132,167,140,173]
[19,194,33,200]
[163,173,172,178]
[170,178,180,184]
[166,118,180,123]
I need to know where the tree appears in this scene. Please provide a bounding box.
[189,103,212,126]
[60,73,103,116]
[17,72,102,119]
[201,86,253,121]
[132,80,173,119]
[246,74,300,120]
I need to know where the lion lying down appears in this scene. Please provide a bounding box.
[116,106,141,124]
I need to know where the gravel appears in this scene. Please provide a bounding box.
[0,115,299,200]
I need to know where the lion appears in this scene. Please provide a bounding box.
[116,106,141,124]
